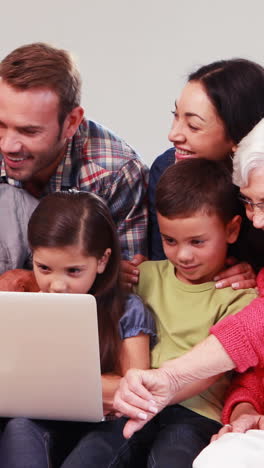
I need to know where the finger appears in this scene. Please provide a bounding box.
[120,273,139,287]
[231,279,257,290]
[120,260,140,276]
[114,384,158,416]
[114,395,154,422]
[125,370,157,403]
[214,262,254,281]
[258,417,264,430]
[123,417,151,439]
[211,425,232,442]
[129,254,146,266]
[215,273,256,289]
[225,256,238,267]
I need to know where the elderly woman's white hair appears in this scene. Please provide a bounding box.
[233,118,264,188]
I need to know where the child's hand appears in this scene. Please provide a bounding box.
[120,255,146,290]
[214,257,256,290]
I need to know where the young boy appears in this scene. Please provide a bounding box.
[132,158,257,468]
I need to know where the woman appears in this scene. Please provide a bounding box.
[114,118,264,444]
[148,58,264,287]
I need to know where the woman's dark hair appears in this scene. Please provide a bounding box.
[28,191,124,374]
[189,58,264,144]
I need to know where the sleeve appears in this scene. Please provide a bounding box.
[211,296,264,372]
[20,189,39,269]
[222,368,264,424]
[148,149,175,260]
[107,158,149,260]
[119,294,157,348]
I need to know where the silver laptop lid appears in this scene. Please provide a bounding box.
[0,291,103,422]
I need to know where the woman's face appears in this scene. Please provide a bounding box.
[240,167,264,230]
[169,81,236,161]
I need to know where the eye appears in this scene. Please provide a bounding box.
[162,236,176,246]
[36,263,50,272]
[21,128,39,136]
[188,124,199,131]
[171,110,178,119]
[67,267,81,275]
[191,239,204,246]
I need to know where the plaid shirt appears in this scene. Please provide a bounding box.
[0,119,149,260]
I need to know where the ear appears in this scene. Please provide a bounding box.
[225,215,241,244]
[63,106,84,139]
[97,248,112,274]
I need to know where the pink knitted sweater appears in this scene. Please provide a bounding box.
[211,268,264,423]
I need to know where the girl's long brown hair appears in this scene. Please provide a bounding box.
[28,191,125,374]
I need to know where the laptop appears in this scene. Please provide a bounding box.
[0,291,104,422]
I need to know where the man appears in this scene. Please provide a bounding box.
[0,42,148,287]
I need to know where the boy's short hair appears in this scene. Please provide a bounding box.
[156,159,239,224]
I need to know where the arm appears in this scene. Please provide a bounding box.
[211,403,264,441]
[108,159,149,262]
[109,159,149,289]
[102,334,150,414]
[114,334,235,438]
[222,367,264,424]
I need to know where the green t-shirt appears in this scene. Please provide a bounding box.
[134,259,257,422]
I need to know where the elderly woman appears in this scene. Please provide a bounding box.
[114,118,264,459]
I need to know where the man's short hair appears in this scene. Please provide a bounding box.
[156,158,239,224]
[0,42,81,125]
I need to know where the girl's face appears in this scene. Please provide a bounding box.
[169,81,236,161]
[33,244,110,294]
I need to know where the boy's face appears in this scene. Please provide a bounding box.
[158,210,240,284]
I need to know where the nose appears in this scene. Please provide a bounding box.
[177,245,194,263]
[168,118,186,144]
[0,131,22,154]
[49,278,68,294]
[252,210,264,230]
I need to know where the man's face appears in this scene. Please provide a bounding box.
[0,80,68,182]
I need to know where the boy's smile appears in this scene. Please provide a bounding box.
[158,210,240,285]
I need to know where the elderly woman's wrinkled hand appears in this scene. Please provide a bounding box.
[211,413,264,442]
[113,367,180,439]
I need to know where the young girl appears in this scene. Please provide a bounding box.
[0,191,156,468]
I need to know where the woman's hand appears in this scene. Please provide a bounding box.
[114,367,178,438]
[214,257,256,290]
[120,255,146,290]
[211,403,264,442]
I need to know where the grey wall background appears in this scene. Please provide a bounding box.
[1,0,264,166]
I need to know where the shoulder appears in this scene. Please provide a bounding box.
[0,185,38,211]
[78,118,145,166]
[214,286,257,319]
[119,294,156,345]
[149,147,175,178]
[138,259,169,276]
[136,260,171,296]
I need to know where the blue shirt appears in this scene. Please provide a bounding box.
[148,148,175,260]
[119,294,156,348]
